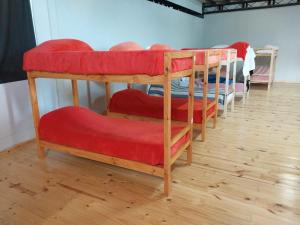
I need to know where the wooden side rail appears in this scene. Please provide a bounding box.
[207,101,216,111]
[171,125,191,146]
[40,141,164,177]
[170,140,191,165]
[30,71,165,85]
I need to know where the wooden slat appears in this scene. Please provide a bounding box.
[195,62,219,71]
[165,51,194,59]
[206,112,215,120]
[171,125,191,146]
[40,141,164,177]
[170,69,193,79]
[207,101,216,111]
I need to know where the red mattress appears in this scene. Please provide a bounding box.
[109,89,216,124]
[23,39,195,76]
[39,106,189,166]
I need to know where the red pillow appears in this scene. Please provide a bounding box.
[109,42,144,51]
[150,43,174,50]
[227,42,249,60]
[34,39,94,52]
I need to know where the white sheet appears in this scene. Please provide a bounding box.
[243,46,256,76]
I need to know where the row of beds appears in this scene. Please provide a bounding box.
[23,39,248,195]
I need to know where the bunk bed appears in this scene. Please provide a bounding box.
[147,47,234,118]
[23,39,197,196]
[213,42,253,114]
[217,48,237,117]
[251,48,278,90]
[145,42,253,119]
[106,47,221,141]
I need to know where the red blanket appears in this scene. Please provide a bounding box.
[39,106,189,166]
[23,39,194,76]
[228,42,249,60]
[109,89,215,123]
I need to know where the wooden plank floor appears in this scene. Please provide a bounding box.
[0,83,299,225]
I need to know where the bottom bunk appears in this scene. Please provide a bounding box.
[39,106,189,166]
[251,65,271,83]
[108,89,216,124]
[108,88,217,141]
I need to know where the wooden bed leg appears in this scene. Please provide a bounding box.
[213,53,221,129]
[27,73,43,159]
[38,145,46,159]
[187,54,195,164]
[164,168,171,196]
[213,115,217,129]
[163,54,172,196]
[71,80,79,106]
[201,120,206,141]
[201,52,208,142]
[268,51,275,92]
[231,54,237,112]
[105,82,110,111]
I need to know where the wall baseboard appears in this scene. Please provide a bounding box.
[274,80,300,84]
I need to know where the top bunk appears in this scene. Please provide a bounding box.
[255,48,278,57]
[23,39,221,84]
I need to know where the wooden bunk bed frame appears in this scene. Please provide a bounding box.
[251,48,278,90]
[27,51,196,196]
[219,48,237,118]
[105,50,221,142]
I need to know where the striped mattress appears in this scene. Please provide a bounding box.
[148,78,234,105]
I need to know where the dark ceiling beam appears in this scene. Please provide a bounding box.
[146,0,204,18]
[204,0,267,7]
[203,0,300,14]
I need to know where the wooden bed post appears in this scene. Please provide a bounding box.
[223,50,231,118]
[71,80,79,106]
[268,50,275,91]
[187,54,195,164]
[27,73,45,158]
[231,51,237,112]
[213,53,221,129]
[163,53,172,196]
[201,52,208,142]
[105,82,110,111]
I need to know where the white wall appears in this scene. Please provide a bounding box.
[46,0,205,111]
[0,0,204,151]
[0,81,35,150]
[204,6,300,82]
